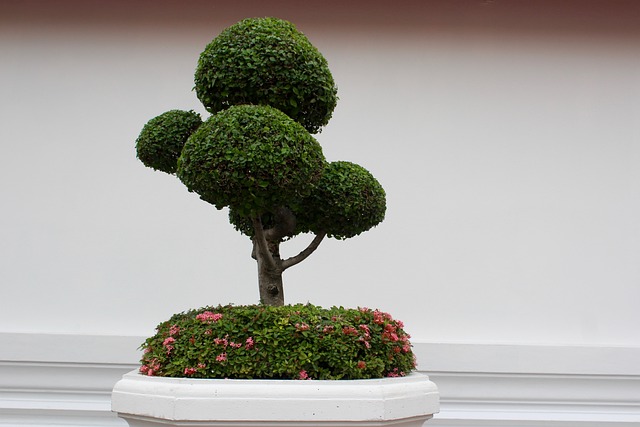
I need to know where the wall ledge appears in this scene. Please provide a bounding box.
[1,333,639,426]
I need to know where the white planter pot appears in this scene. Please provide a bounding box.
[112,370,439,427]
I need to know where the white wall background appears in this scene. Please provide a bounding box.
[2,1,640,426]
[1,1,639,346]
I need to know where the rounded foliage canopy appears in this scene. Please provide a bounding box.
[177,105,325,216]
[194,17,337,134]
[136,18,386,245]
[228,161,386,240]
[135,110,202,174]
[297,161,386,239]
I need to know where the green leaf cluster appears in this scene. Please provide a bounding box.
[140,304,416,380]
[177,105,325,217]
[194,17,337,134]
[135,110,202,174]
[135,18,386,240]
[298,161,386,239]
[228,161,386,240]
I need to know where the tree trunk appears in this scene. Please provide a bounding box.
[254,237,285,306]
[251,208,325,306]
[257,252,285,306]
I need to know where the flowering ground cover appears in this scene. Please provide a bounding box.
[140,304,416,380]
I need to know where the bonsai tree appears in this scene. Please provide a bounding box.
[133,17,419,382]
[135,17,386,306]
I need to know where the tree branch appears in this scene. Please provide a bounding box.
[252,216,277,271]
[282,232,326,271]
[264,206,296,242]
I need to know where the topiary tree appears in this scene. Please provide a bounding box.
[135,17,386,306]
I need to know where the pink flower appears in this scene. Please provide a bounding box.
[298,370,309,380]
[359,307,370,313]
[358,324,371,347]
[197,363,206,369]
[214,337,228,347]
[216,353,227,362]
[382,325,399,342]
[162,337,176,354]
[402,344,411,353]
[245,337,255,349]
[169,324,180,336]
[357,361,366,370]
[141,361,159,377]
[386,368,406,378]
[342,326,358,336]
[147,358,161,374]
[230,342,242,349]
[184,367,197,375]
[358,336,372,349]
[295,323,310,331]
[373,311,385,324]
[373,310,392,325]
[196,311,223,323]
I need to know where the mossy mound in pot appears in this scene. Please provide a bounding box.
[140,304,416,380]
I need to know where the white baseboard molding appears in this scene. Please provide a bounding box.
[0,361,133,426]
[417,342,640,426]
[1,333,639,426]
[426,372,640,426]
